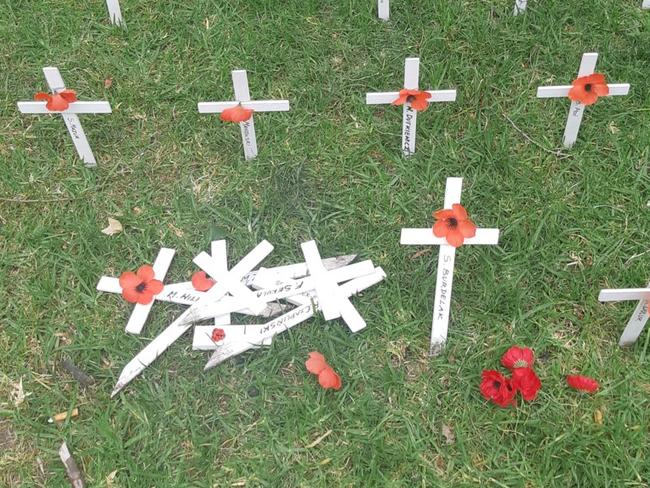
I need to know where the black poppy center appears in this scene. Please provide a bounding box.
[494,381,501,389]
[406,95,416,103]
[447,217,458,228]
[136,282,147,293]
[584,83,592,92]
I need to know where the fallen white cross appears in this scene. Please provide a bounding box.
[599,281,650,346]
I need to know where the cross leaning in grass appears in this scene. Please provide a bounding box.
[366,57,456,156]
[536,52,630,148]
[599,281,650,346]
[17,67,112,167]
[106,0,125,26]
[198,69,290,160]
[513,0,527,15]
[401,177,500,356]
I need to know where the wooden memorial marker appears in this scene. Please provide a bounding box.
[536,52,630,147]
[106,0,125,26]
[17,67,112,167]
[513,0,527,15]
[378,0,389,20]
[366,58,457,156]
[599,281,650,346]
[400,177,500,356]
[198,69,290,160]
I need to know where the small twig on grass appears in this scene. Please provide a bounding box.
[502,113,568,158]
[61,359,95,389]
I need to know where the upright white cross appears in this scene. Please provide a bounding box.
[400,177,500,356]
[513,0,527,15]
[536,52,630,148]
[378,0,389,20]
[17,67,112,167]
[599,281,650,346]
[106,0,125,26]
[198,69,290,160]
[366,58,456,156]
[643,1,650,9]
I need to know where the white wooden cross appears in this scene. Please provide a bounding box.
[643,1,650,9]
[513,0,527,15]
[198,69,290,160]
[400,177,500,356]
[366,58,456,156]
[536,52,630,148]
[106,0,125,26]
[17,67,112,167]
[378,0,389,20]
[599,280,650,346]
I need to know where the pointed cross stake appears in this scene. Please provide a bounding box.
[513,0,527,15]
[378,0,389,20]
[17,67,112,167]
[536,52,630,148]
[106,0,125,26]
[198,69,290,160]
[400,177,500,356]
[111,240,273,396]
[599,281,650,346]
[366,58,456,156]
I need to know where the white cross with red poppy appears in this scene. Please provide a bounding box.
[197,69,290,160]
[599,280,650,346]
[536,52,630,148]
[400,177,500,356]
[106,0,125,26]
[378,0,389,20]
[513,0,527,15]
[17,67,112,167]
[365,57,457,156]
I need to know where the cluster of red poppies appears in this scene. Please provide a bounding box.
[481,346,599,408]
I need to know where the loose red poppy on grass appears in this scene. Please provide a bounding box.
[511,367,542,401]
[211,328,226,342]
[432,203,477,247]
[391,89,432,111]
[305,352,342,391]
[220,104,253,123]
[34,89,78,111]
[501,346,535,370]
[118,265,164,305]
[568,73,609,106]
[566,375,599,393]
[480,370,516,407]
[191,271,215,291]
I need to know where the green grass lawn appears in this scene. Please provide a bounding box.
[2,0,650,485]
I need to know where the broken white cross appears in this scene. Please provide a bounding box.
[106,0,125,26]
[536,52,630,148]
[513,0,527,15]
[17,67,112,167]
[197,69,290,160]
[111,240,274,396]
[400,177,500,356]
[366,58,456,156]
[378,0,389,20]
[599,281,650,346]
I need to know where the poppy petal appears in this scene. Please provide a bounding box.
[391,94,408,106]
[445,229,464,247]
[432,220,448,237]
[136,265,155,282]
[121,287,141,304]
[593,84,609,96]
[211,328,226,342]
[566,375,599,393]
[146,279,164,295]
[34,92,51,101]
[119,271,139,289]
[450,203,467,220]
[192,271,215,291]
[136,290,154,305]
[458,219,476,238]
[47,94,69,111]
[568,85,584,103]
[433,209,455,220]
[501,346,534,370]
[305,352,329,375]
[318,367,342,390]
[410,97,429,111]
[220,104,253,123]
[582,91,599,106]
[58,89,77,102]
[511,367,541,401]
[588,73,607,85]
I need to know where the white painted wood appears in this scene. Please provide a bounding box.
[400,177,500,355]
[599,281,650,346]
[17,101,112,114]
[513,0,527,15]
[106,0,125,26]
[643,0,650,9]
[124,248,176,335]
[210,241,231,326]
[365,58,456,156]
[111,240,274,396]
[536,84,630,98]
[197,100,291,113]
[378,0,389,20]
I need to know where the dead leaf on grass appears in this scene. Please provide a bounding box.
[101,218,123,236]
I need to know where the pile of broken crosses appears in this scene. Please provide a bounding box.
[97,239,385,395]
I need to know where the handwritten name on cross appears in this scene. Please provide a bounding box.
[366,58,456,156]
[198,69,290,160]
[106,0,125,26]
[513,0,527,15]
[17,67,112,167]
[400,177,500,356]
[536,52,630,148]
[378,0,389,20]
[599,281,650,346]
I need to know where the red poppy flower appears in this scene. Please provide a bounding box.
[566,375,599,393]
[305,352,342,391]
[191,271,215,291]
[432,203,477,247]
[568,73,609,106]
[392,89,432,111]
[501,346,535,370]
[34,89,78,111]
[511,367,541,401]
[118,264,164,305]
[480,370,516,407]
[211,328,226,342]
[220,104,253,123]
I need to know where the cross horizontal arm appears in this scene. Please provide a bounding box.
[17,101,112,114]
[366,90,457,105]
[400,228,500,246]
[198,100,290,114]
[536,84,630,98]
[599,289,650,302]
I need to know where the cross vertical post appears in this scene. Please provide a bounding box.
[106,0,125,26]
[378,0,390,20]
[513,0,527,15]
